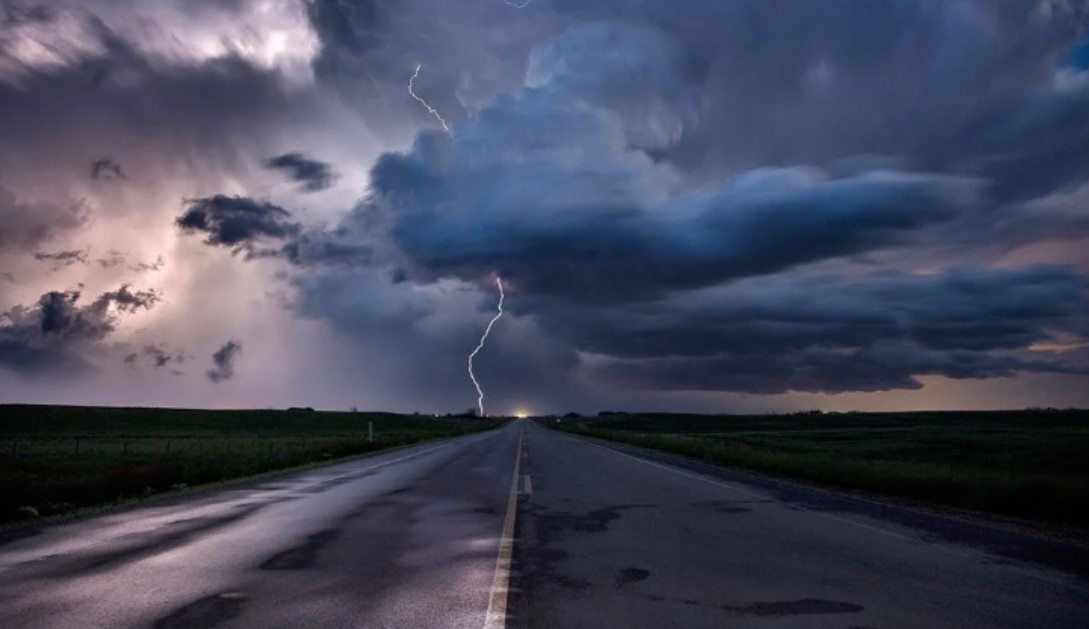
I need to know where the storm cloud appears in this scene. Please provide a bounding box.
[3,0,1089,411]
[292,0,1089,404]
[554,265,1089,394]
[368,142,981,302]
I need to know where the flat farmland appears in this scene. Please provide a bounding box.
[0,405,499,524]
[552,410,1089,530]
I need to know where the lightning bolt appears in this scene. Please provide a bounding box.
[408,64,450,134]
[468,276,504,417]
[504,0,536,7]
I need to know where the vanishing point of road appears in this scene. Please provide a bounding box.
[1,421,1087,628]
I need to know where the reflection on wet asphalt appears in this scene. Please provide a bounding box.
[508,423,1089,629]
[0,425,520,629]
[3,421,1089,629]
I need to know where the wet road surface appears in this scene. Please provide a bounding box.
[0,425,522,629]
[510,422,1089,629]
[2,420,1088,628]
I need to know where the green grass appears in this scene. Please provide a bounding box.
[0,405,500,524]
[551,410,1089,530]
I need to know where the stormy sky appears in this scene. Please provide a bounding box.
[2,0,1089,414]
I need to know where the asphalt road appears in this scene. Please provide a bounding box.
[2,421,1088,629]
[0,426,521,629]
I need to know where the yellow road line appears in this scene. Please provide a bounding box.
[483,429,524,629]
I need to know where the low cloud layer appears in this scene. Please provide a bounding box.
[564,265,1089,394]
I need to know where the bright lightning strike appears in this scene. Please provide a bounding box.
[408,64,450,134]
[468,277,504,417]
[504,0,536,7]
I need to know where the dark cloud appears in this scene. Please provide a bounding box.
[544,1,1089,196]
[145,345,172,367]
[90,158,125,181]
[34,249,88,268]
[0,284,161,374]
[206,340,241,383]
[264,152,336,192]
[306,0,1089,193]
[176,195,371,266]
[594,345,1089,396]
[102,284,162,313]
[309,1,1089,304]
[568,265,1089,394]
[176,195,301,248]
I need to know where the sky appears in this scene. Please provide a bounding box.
[2,0,1089,416]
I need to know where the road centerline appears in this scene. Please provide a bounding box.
[483,428,523,629]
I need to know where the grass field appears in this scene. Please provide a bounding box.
[550,410,1089,530]
[0,405,500,525]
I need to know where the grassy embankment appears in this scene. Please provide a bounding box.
[0,405,500,524]
[551,410,1089,530]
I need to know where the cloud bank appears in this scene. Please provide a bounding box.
[2,0,1088,413]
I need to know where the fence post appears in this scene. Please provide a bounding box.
[75,438,80,457]
[368,421,374,443]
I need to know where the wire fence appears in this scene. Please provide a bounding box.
[0,435,383,462]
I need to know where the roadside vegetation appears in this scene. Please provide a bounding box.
[549,410,1089,530]
[1,405,500,525]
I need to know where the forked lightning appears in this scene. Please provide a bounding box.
[408,64,450,134]
[468,277,504,417]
